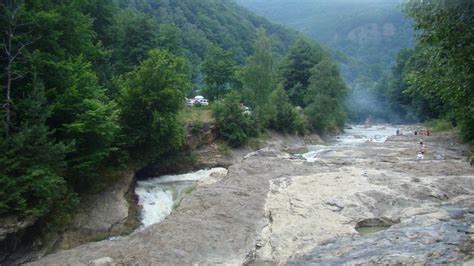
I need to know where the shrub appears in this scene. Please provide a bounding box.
[425,119,453,132]
[269,86,307,134]
[212,91,258,146]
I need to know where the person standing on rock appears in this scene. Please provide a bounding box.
[417,151,424,161]
[419,141,425,155]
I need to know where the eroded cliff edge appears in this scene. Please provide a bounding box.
[30,127,473,265]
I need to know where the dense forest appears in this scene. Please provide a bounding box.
[236,0,415,122]
[387,0,473,141]
[0,0,346,228]
[238,0,473,141]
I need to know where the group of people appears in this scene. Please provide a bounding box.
[395,127,428,161]
[414,129,431,136]
[395,127,431,137]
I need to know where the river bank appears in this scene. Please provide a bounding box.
[29,125,473,264]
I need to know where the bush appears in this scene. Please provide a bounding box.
[212,91,258,146]
[425,119,453,132]
[269,86,307,134]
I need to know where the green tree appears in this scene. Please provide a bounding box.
[109,7,159,74]
[201,44,237,100]
[281,38,324,107]
[305,58,347,132]
[404,0,474,141]
[0,82,72,217]
[385,48,444,122]
[212,91,257,147]
[51,56,120,189]
[269,86,306,134]
[0,1,31,137]
[119,49,191,160]
[157,24,183,55]
[241,28,277,128]
[0,0,304,222]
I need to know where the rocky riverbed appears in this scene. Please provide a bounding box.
[29,125,473,265]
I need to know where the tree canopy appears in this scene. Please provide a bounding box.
[0,0,348,225]
[403,0,474,141]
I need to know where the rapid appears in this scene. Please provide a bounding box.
[136,168,228,227]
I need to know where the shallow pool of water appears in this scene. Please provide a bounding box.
[356,226,390,235]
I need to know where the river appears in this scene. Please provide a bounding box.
[135,168,228,227]
[31,124,474,265]
[136,125,399,227]
[303,124,398,162]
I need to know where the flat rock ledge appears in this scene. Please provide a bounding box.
[289,196,474,264]
[29,129,474,265]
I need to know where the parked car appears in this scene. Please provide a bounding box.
[195,98,209,106]
[241,104,251,114]
[185,97,195,106]
[185,95,210,107]
[193,95,209,106]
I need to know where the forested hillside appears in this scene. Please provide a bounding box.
[0,0,295,221]
[237,0,415,122]
[386,0,473,142]
[112,0,298,68]
[0,0,346,232]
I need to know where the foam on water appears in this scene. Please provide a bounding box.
[303,125,399,162]
[337,125,398,144]
[302,148,335,162]
[136,168,228,227]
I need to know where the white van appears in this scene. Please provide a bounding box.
[196,99,209,106]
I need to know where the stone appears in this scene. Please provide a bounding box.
[54,171,137,251]
[88,257,114,266]
[0,216,36,262]
[28,127,474,265]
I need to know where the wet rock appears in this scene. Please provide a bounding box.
[54,171,137,251]
[285,146,308,154]
[30,155,316,265]
[289,200,474,265]
[88,257,114,266]
[304,134,324,144]
[29,126,474,265]
[249,127,474,263]
[244,148,290,159]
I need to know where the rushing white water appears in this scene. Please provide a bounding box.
[337,125,399,144]
[303,125,399,162]
[136,168,228,227]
